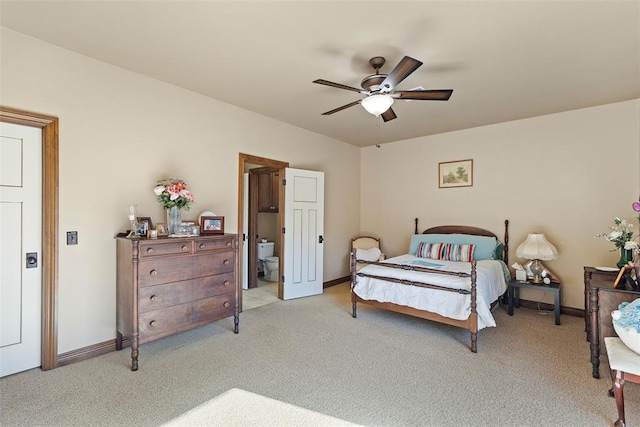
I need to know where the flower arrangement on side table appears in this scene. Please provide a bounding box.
[153,178,195,235]
[595,200,640,267]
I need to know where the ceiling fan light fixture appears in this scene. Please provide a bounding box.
[361,94,394,116]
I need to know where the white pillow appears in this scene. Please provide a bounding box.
[356,247,382,262]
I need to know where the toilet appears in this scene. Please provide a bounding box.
[257,241,279,282]
[264,256,279,282]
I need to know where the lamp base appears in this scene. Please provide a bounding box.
[530,259,544,284]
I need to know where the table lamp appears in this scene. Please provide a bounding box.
[516,233,558,283]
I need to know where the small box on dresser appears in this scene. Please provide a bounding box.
[116,234,239,371]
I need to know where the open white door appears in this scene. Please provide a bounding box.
[283,168,324,300]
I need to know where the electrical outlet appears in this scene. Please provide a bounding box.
[67,231,78,245]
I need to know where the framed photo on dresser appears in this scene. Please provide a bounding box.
[155,223,168,236]
[136,217,153,233]
[614,264,639,291]
[201,216,224,235]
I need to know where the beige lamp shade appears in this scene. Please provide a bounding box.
[516,233,558,261]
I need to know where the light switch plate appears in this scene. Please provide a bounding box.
[67,231,78,245]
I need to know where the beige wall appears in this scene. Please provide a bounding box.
[360,99,640,310]
[1,29,361,353]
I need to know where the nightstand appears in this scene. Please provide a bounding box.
[507,279,561,325]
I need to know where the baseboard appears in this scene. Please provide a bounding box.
[57,339,118,367]
[324,276,350,288]
[515,298,584,318]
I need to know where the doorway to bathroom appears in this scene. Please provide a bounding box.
[238,153,326,309]
[238,154,289,310]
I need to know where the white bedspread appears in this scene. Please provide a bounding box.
[353,254,508,329]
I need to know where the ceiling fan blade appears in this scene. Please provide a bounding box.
[379,56,423,92]
[381,108,397,122]
[392,89,453,101]
[321,100,362,115]
[313,79,366,94]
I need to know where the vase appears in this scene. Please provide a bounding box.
[616,248,634,268]
[166,206,182,235]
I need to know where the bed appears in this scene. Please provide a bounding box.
[350,219,510,352]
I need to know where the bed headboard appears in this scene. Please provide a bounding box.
[414,218,510,265]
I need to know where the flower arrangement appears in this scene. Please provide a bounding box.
[595,217,638,251]
[153,178,195,210]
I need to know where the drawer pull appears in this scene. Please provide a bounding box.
[150,295,158,302]
[150,269,157,276]
[226,241,232,247]
[150,320,157,327]
[146,248,154,254]
[223,280,230,286]
[199,243,206,249]
[223,259,230,266]
[182,245,189,251]
[223,301,230,308]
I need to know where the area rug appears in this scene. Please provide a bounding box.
[162,388,361,426]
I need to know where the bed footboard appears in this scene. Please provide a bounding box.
[350,251,480,352]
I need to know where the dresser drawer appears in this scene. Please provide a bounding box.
[139,240,192,257]
[139,303,193,339]
[195,236,236,253]
[192,272,235,300]
[192,294,235,323]
[138,281,192,313]
[192,253,235,277]
[138,257,196,287]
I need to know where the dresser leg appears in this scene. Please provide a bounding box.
[234,314,239,334]
[589,287,600,378]
[131,334,139,371]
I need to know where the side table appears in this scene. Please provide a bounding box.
[507,279,561,325]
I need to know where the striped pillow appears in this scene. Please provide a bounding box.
[416,242,445,259]
[442,243,475,262]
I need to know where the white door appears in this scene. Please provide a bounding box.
[0,122,42,377]
[283,168,324,300]
[242,173,249,290]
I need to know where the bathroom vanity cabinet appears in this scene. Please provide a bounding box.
[257,170,279,213]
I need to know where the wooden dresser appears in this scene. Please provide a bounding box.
[116,234,239,370]
[584,266,639,378]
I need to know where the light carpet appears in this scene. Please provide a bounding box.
[162,388,361,426]
[1,282,638,426]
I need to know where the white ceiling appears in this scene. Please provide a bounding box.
[1,0,639,147]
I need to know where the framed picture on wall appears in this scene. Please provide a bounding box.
[438,159,473,188]
[201,216,224,235]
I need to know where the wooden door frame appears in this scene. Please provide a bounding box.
[0,106,59,370]
[237,153,288,302]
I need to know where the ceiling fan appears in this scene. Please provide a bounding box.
[313,56,453,122]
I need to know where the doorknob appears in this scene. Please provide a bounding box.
[26,252,38,268]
